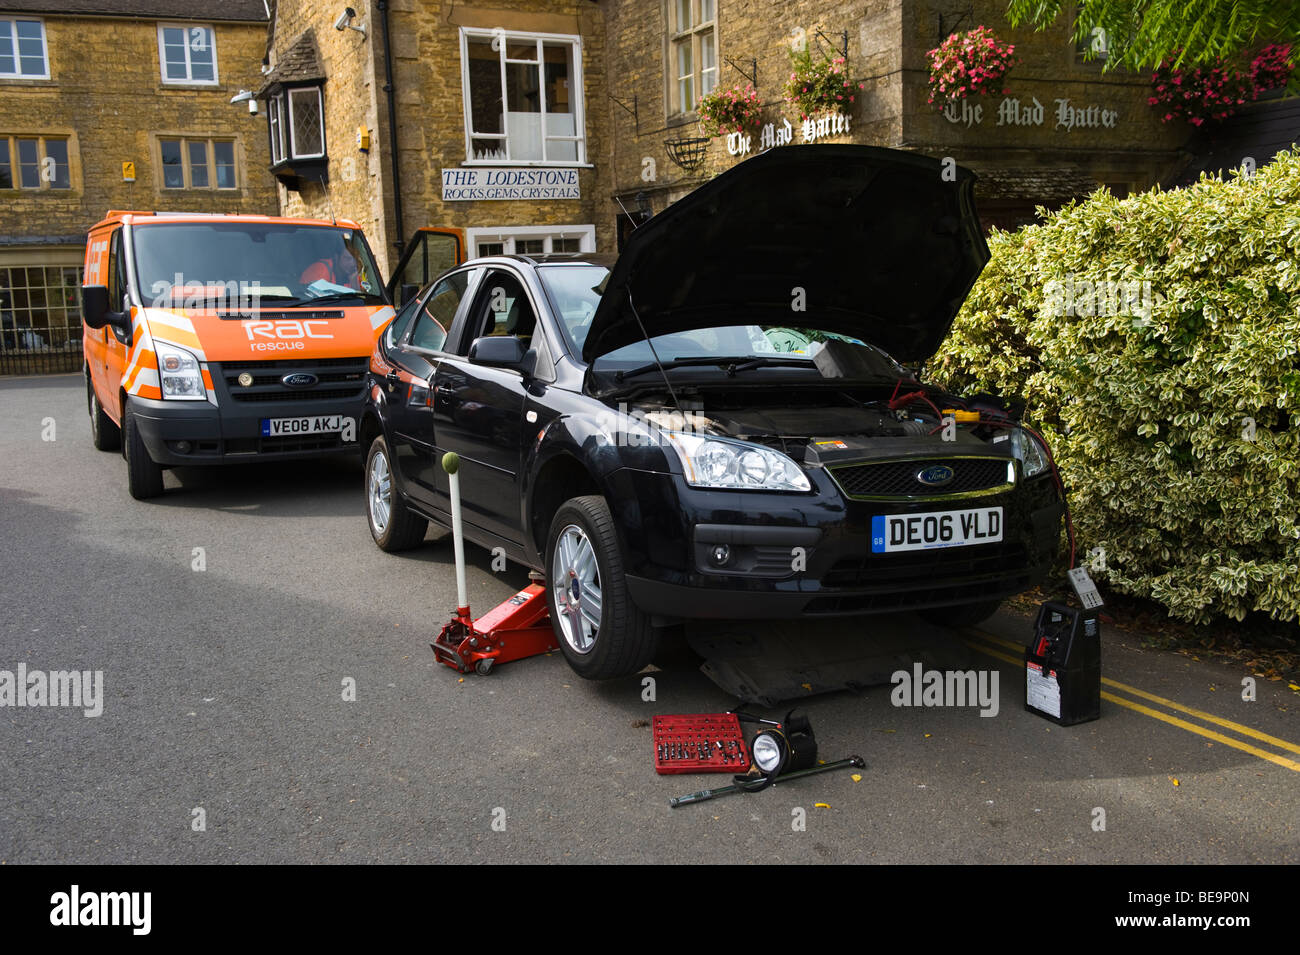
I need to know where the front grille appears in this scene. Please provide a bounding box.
[829,457,1012,500]
[213,357,368,403]
[807,541,1034,614]
[225,434,355,455]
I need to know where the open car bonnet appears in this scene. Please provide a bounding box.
[582,144,991,364]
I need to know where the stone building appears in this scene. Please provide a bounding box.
[600,0,1189,232]
[0,0,275,373]
[261,0,610,282]
[256,0,1213,286]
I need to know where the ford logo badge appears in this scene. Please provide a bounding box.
[281,373,318,388]
[917,465,954,487]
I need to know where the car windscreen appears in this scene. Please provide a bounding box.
[131,222,386,309]
[538,263,907,376]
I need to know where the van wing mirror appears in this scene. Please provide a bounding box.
[82,286,112,329]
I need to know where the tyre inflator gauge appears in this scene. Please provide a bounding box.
[430,452,559,675]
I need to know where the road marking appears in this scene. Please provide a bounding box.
[960,630,1300,774]
[968,628,1300,756]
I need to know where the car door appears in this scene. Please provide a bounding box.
[431,267,536,543]
[386,228,465,308]
[391,271,473,505]
[375,292,437,507]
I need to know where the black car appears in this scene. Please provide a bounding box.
[360,145,1064,679]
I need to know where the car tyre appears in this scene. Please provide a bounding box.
[366,435,427,551]
[546,495,658,680]
[88,375,120,452]
[123,402,164,500]
[921,598,1003,629]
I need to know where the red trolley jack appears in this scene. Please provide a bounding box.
[431,452,559,675]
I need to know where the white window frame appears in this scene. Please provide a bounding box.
[0,18,50,80]
[466,225,595,257]
[286,86,325,159]
[667,0,717,117]
[458,27,587,166]
[157,23,218,86]
[267,96,286,164]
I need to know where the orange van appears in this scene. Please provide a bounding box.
[81,211,398,499]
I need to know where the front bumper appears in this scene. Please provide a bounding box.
[606,466,1064,620]
[129,396,364,466]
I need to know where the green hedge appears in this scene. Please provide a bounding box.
[932,149,1300,625]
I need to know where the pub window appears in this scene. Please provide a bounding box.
[0,134,70,189]
[668,0,717,116]
[158,24,218,85]
[460,28,585,164]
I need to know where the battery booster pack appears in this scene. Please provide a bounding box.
[1024,601,1101,725]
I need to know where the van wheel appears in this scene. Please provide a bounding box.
[366,435,427,551]
[123,403,164,500]
[88,377,120,452]
[545,495,658,680]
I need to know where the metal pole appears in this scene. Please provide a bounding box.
[669,756,865,807]
[442,452,469,616]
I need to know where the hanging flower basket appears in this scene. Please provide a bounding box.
[926,26,1017,111]
[697,82,763,137]
[784,48,862,121]
[1147,45,1292,126]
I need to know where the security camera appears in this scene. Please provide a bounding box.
[334,7,356,31]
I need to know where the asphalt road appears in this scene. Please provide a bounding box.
[1,375,1297,863]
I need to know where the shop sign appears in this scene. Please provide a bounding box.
[442,167,580,201]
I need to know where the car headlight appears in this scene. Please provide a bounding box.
[1010,428,1050,478]
[662,431,811,492]
[155,341,206,400]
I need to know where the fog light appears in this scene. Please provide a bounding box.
[237,372,254,387]
[174,440,192,454]
[710,544,731,566]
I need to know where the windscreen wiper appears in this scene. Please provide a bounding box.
[613,355,811,381]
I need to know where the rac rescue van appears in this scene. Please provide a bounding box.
[81,211,397,499]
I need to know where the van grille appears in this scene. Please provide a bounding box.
[213,358,368,403]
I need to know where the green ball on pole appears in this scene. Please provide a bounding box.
[442,451,460,475]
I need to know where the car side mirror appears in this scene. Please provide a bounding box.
[468,335,528,370]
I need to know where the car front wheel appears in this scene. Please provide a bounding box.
[366,435,427,551]
[546,495,658,680]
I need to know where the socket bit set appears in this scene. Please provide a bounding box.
[652,713,751,775]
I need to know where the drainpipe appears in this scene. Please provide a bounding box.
[378,0,405,257]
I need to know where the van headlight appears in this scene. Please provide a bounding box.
[155,341,206,400]
[663,431,811,492]
[1009,428,1050,478]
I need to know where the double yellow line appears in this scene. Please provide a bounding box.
[962,628,1300,773]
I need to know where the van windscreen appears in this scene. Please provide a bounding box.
[131,222,386,309]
